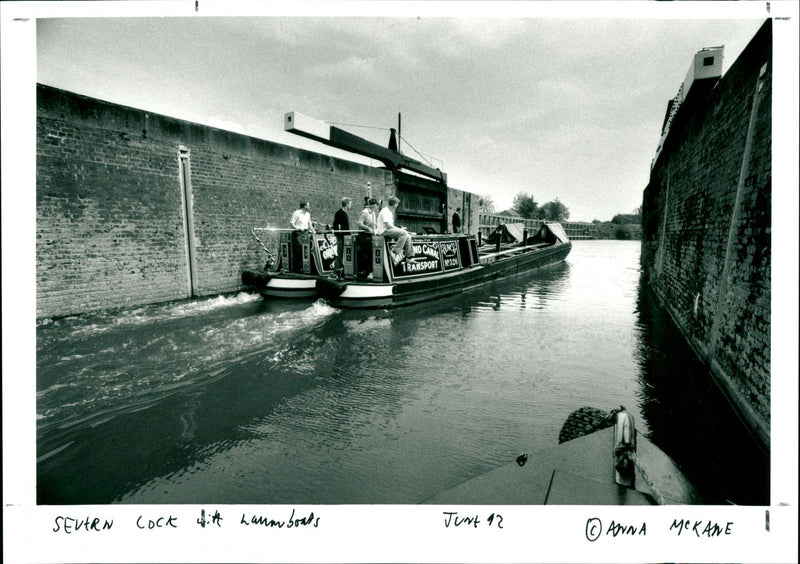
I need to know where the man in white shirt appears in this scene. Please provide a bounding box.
[290,201,314,232]
[376,196,415,263]
[289,201,314,271]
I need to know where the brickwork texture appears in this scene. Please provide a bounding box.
[37,85,468,318]
[641,21,771,450]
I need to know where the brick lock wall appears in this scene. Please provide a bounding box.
[37,85,473,318]
[37,93,191,317]
[642,21,771,449]
[36,85,388,318]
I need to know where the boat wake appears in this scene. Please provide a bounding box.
[38,292,263,339]
[36,298,338,438]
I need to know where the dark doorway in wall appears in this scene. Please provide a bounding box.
[394,171,446,234]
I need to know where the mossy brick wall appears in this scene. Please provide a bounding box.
[641,20,771,449]
[36,85,390,318]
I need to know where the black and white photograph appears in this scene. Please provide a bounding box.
[2,1,797,562]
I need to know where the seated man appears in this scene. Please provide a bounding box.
[376,196,415,264]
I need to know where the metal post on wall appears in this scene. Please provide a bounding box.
[178,146,199,298]
[708,63,768,360]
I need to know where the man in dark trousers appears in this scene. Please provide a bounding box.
[332,197,352,273]
[452,207,462,233]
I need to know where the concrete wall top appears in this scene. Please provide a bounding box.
[37,83,381,178]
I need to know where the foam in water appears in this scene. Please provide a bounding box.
[37,295,340,434]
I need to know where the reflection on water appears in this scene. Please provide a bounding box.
[36,241,768,505]
[633,282,769,505]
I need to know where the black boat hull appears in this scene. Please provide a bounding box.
[318,241,571,309]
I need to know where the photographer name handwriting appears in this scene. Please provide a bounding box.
[585,517,735,541]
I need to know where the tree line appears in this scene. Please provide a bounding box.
[478,192,570,222]
[478,192,642,240]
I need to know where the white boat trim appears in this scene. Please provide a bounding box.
[339,284,394,299]
[266,278,317,290]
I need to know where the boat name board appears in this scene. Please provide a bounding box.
[313,234,339,273]
[390,237,463,278]
[440,240,460,271]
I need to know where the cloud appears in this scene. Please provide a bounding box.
[310,54,377,79]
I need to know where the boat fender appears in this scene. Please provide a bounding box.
[316,277,347,297]
[516,453,528,467]
[241,270,272,288]
[557,406,614,443]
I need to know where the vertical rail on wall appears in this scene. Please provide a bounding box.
[178,146,199,298]
[708,64,768,359]
[655,167,670,276]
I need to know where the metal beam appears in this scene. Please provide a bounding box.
[284,111,446,185]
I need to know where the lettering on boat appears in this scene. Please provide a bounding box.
[315,234,338,272]
[401,259,440,274]
[440,240,460,270]
[417,242,440,259]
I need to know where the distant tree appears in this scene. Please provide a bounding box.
[611,207,642,225]
[615,226,632,240]
[512,192,539,219]
[477,193,496,214]
[538,199,570,222]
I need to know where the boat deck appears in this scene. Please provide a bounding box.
[422,427,699,505]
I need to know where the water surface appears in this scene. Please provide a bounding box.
[37,241,768,505]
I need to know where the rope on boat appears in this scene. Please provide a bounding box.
[251,228,276,269]
[558,406,615,443]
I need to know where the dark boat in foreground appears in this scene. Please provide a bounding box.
[243,222,571,308]
[424,406,700,505]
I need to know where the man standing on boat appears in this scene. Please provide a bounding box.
[452,207,462,233]
[357,198,379,278]
[332,197,352,275]
[290,201,314,270]
[333,197,352,232]
[377,196,416,264]
[290,201,314,232]
[357,198,378,234]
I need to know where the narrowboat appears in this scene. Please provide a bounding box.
[315,221,572,309]
[242,112,575,306]
[241,228,351,299]
[423,406,700,505]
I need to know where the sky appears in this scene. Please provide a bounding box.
[1,4,799,561]
[29,3,771,221]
